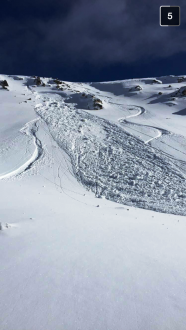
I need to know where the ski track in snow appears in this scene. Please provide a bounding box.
[117,104,186,177]
[118,105,169,144]
[0,119,43,180]
[116,104,186,178]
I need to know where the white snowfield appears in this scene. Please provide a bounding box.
[0,74,186,330]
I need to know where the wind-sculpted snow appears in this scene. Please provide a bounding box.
[35,95,186,215]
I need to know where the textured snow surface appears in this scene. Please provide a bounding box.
[0,74,186,330]
[35,93,186,215]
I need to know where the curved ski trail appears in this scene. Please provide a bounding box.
[0,119,42,180]
[118,106,168,144]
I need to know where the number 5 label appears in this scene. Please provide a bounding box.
[160,6,180,26]
[168,12,173,20]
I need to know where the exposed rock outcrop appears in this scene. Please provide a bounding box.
[173,86,186,97]
[93,97,103,109]
[0,80,9,90]
[177,77,186,83]
[34,76,42,86]
[152,79,162,84]
[129,85,142,92]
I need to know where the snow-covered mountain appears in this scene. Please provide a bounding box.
[0,74,186,330]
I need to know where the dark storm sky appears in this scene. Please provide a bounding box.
[0,0,185,82]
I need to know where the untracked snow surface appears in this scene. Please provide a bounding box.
[0,74,186,330]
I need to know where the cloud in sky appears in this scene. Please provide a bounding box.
[0,0,186,71]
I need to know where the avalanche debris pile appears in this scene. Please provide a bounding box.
[35,97,186,215]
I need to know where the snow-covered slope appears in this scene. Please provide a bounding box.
[0,74,186,330]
